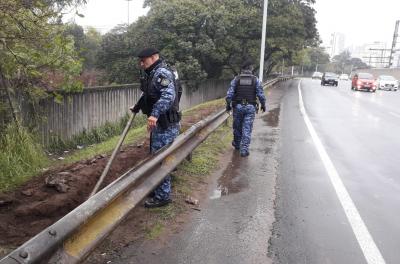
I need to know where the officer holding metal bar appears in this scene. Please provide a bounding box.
[225,60,267,157]
[130,48,181,208]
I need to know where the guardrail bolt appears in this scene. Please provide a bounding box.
[19,250,28,259]
[49,229,57,236]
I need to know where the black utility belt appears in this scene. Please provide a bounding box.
[233,100,257,106]
[157,111,182,129]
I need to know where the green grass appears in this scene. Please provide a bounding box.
[62,124,147,164]
[145,222,164,240]
[182,98,224,117]
[172,120,232,202]
[180,124,232,176]
[0,124,48,191]
[48,114,147,153]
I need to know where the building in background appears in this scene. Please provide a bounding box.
[350,42,390,68]
[329,32,345,58]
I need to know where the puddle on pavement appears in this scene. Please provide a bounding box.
[210,153,249,199]
[263,107,280,127]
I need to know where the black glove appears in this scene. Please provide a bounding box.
[261,104,266,113]
[130,104,140,114]
[226,98,232,112]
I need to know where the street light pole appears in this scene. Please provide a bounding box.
[126,0,133,25]
[259,0,269,82]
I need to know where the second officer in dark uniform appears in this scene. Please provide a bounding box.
[226,60,267,157]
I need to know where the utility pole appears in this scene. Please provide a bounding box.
[259,0,269,82]
[389,20,399,68]
[126,0,133,25]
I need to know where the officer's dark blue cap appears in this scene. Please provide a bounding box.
[137,47,159,58]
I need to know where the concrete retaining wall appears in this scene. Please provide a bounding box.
[28,80,229,145]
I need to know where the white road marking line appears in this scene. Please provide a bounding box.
[297,80,386,264]
[389,111,400,118]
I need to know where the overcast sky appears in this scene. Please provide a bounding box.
[65,0,149,32]
[70,0,400,48]
[315,0,399,48]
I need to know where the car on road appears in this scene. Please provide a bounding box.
[321,72,339,86]
[339,74,349,80]
[312,71,323,79]
[351,72,376,92]
[376,75,398,91]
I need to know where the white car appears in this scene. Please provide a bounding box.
[339,74,349,80]
[311,71,323,79]
[376,75,399,91]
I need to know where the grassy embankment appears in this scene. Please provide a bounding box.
[0,125,48,191]
[0,98,230,193]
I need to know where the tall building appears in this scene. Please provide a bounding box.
[329,32,345,58]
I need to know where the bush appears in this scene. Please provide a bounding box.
[0,124,48,192]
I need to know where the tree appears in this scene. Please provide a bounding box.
[97,0,319,83]
[332,51,369,73]
[65,24,102,70]
[302,47,330,73]
[349,57,369,70]
[96,25,135,84]
[82,27,102,70]
[0,0,85,129]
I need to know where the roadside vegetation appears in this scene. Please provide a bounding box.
[47,114,147,153]
[0,99,225,192]
[0,125,48,191]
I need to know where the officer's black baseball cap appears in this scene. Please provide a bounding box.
[241,59,254,70]
[137,47,159,58]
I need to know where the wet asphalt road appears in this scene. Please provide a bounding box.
[270,79,400,264]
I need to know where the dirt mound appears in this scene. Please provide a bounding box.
[0,141,150,246]
[0,105,222,248]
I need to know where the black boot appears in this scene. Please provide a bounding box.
[232,141,240,150]
[144,197,172,208]
[240,151,249,157]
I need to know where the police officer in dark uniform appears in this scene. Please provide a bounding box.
[130,48,181,208]
[226,60,267,157]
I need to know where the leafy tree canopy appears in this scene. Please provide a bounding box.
[97,0,319,83]
[0,0,87,130]
[65,24,102,70]
[0,0,86,95]
[332,51,369,72]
